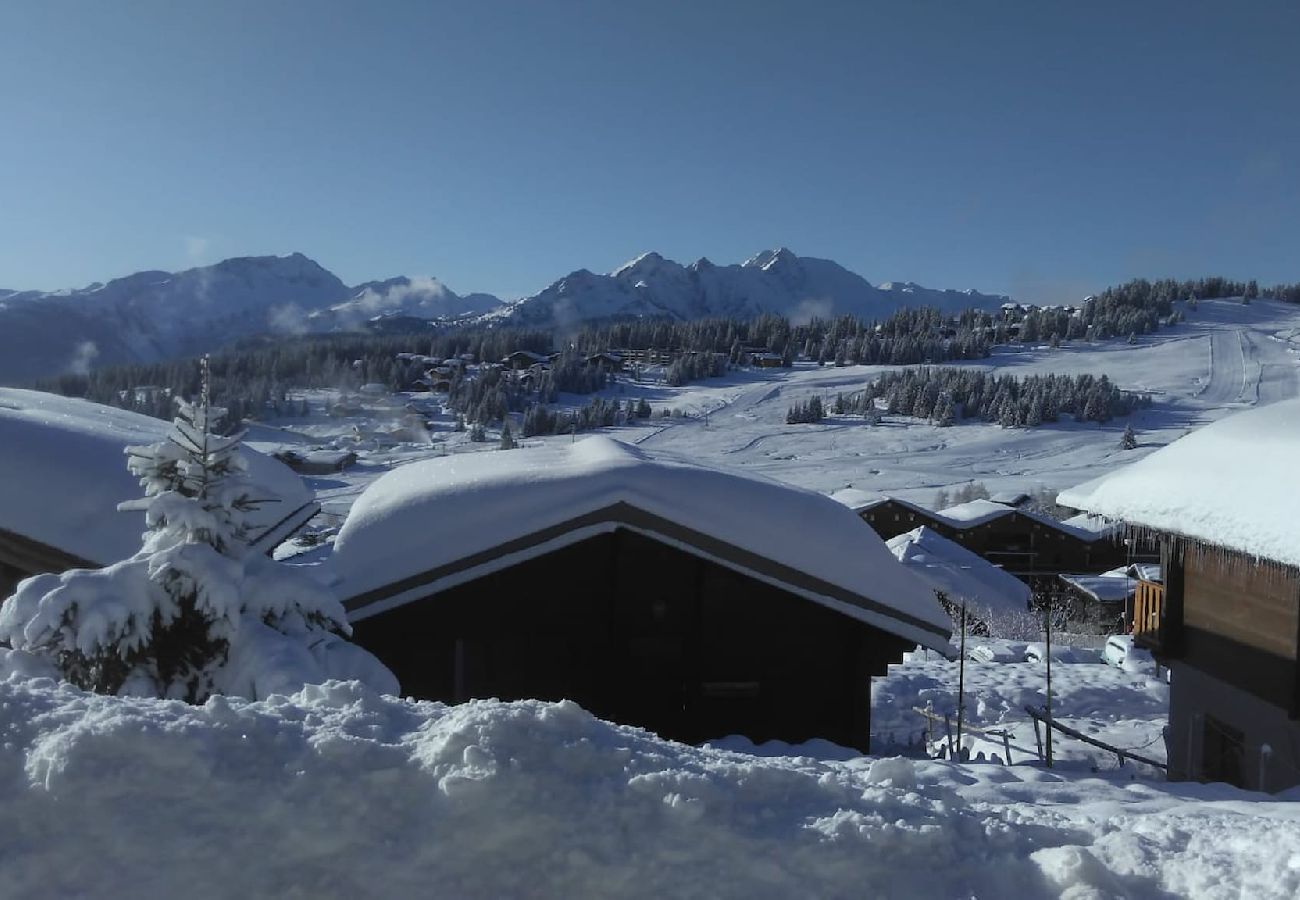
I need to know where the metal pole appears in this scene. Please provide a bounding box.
[1045,600,1054,768]
[956,601,967,761]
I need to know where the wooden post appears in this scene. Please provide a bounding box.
[1032,716,1043,762]
[1045,601,1054,768]
[1001,730,1013,766]
[956,601,967,761]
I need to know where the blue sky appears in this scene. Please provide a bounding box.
[1,0,1296,302]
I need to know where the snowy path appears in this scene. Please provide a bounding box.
[1197,328,1249,406]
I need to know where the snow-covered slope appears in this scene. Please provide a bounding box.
[496,248,1007,329]
[305,276,504,331]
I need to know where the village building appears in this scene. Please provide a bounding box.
[1060,399,1300,791]
[273,448,358,476]
[832,490,1135,582]
[331,437,952,752]
[0,389,317,599]
[503,349,553,370]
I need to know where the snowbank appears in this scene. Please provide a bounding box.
[332,437,951,648]
[0,389,313,563]
[0,675,1296,899]
[1058,398,1300,566]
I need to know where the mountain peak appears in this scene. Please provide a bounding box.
[612,251,668,278]
[742,247,799,271]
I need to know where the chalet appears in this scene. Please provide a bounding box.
[751,352,785,368]
[585,352,624,371]
[0,389,318,600]
[833,491,1138,591]
[831,490,943,540]
[331,437,952,752]
[273,449,358,476]
[1059,400,1300,791]
[503,350,552,370]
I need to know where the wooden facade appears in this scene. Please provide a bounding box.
[1142,541,1300,791]
[0,527,96,601]
[348,527,916,752]
[854,498,1138,581]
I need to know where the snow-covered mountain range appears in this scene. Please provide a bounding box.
[497,248,1007,329]
[0,249,1007,383]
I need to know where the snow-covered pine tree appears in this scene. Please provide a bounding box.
[499,421,517,450]
[0,357,396,702]
[1120,423,1137,450]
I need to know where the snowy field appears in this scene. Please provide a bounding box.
[2,673,1299,900]
[252,299,1300,541]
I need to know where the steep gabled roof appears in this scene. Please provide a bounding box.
[0,389,315,565]
[332,437,951,650]
[1058,399,1300,567]
[886,526,1031,620]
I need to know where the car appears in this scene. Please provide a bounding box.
[1103,634,1161,676]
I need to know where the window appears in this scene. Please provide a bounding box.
[1201,715,1245,787]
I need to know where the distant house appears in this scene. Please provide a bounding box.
[831,491,943,540]
[273,449,358,476]
[503,350,552,370]
[751,352,785,368]
[0,389,318,600]
[1060,400,1300,791]
[833,491,1139,591]
[331,437,952,752]
[585,352,624,371]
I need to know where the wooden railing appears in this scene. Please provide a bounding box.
[1132,579,1165,647]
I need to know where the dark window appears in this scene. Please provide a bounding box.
[1201,716,1245,787]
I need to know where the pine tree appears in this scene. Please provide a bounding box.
[0,357,390,702]
[1120,423,1137,450]
[499,422,517,450]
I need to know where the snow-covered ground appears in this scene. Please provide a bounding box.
[255,299,1300,542]
[871,638,1170,775]
[2,673,1298,899]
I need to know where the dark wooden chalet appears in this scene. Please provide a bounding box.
[1060,400,1300,791]
[333,438,952,752]
[837,492,1135,582]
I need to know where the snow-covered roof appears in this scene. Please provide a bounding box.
[935,499,1015,528]
[828,488,889,513]
[332,437,951,650]
[988,491,1030,507]
[1058,399,1300,567]
[1060,512,1119,539]
[1058,573,1137,604]
[886,527,1031,620]
[0,389,314,565]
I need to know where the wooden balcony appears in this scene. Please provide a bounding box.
[1132,579,1165,648]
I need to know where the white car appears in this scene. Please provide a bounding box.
[1103,634,1160,676]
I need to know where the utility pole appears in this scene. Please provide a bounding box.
[1045,599,1054,768]
[956,601,967,760]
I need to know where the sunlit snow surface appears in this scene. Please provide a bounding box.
[0,671,1297,899]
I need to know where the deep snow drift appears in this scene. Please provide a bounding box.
[1,674,1298,899]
